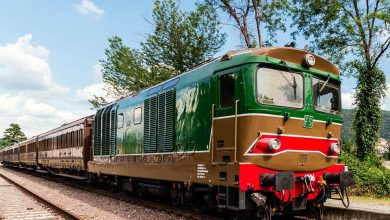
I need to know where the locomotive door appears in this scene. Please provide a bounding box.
[212,69,239,164]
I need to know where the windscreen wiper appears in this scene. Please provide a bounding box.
[319,75,330,94]
[280,60,297,99]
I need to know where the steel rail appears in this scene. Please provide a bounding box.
[2,167,222,220]
[0,172,81,220]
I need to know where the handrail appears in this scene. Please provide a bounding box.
[234,100,239,162]
[211,104,215,165]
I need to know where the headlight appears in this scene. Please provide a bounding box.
[268,138,281,151]
[304,54,316,67]
[330,143,340,155]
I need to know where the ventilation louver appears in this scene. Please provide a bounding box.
[144,96,158,153]
[93,104,115,156]
[144,90,175,153]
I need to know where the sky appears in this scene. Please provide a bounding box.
[0,0,389,138]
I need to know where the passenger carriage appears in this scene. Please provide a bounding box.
[37,116,93,173]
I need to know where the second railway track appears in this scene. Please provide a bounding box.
[0,173,80,220]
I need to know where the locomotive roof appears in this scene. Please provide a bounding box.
[97,46,340,110]
[226,47,340,76]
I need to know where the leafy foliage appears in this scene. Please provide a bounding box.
[1,123,27,147]
[91,0,226,108]
[353,65,387,160]
[339,141,390,197]
[290,0,390,160]
[99,36,172,99]
[142,0,226,73]
[0,138,11,149]
[206,0,289,47]
[290,0,390,70]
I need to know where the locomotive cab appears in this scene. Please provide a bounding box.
[210,47,352,218]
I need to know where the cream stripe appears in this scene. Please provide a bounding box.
[244,149,338,158]
[213,113,342,126]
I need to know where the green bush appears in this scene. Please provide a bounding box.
[339,141,390,197]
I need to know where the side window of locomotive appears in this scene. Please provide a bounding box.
[220,73,235,108]
[257,68,304,108]
[312,77,341,114]
[118,113,124,128]
[133,107,142,125]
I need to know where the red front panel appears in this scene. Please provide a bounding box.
[239,163,345,201]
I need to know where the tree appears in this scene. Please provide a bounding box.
[0,138,11,149]
[2,123,27,146]
[206,0,288,48]
[90,0,226,108]
[290,0,390,160]
[142,0,226,73]
[99,36,171,99]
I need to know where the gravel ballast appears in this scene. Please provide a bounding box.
[0,166,183,220]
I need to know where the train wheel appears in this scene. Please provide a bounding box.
[170,189,184,207]
[137,184,147,198]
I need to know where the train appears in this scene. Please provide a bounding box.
[0,47,354,219]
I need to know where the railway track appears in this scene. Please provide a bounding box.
[1,166,222,220]
[39,174,223,220]
[3,166,390,220]
[0,172,81,220]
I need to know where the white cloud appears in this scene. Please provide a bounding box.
[0,35,85,138]
[341,84,390,111]
[73,63,115,104]
[74,82,106,102]
[342,91,355,109]
[0,34,67,93]
[0,94,79,137]
[74,0,105,17]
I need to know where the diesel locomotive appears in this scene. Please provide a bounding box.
[1,47,353,219]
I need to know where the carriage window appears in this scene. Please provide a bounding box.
[313,77,341,114]
[220,74,235,108]
[134,107,142,124]
[257,68,304,108]
[79,130,83,146]
[79,130,82,146]
[118,113,124,128]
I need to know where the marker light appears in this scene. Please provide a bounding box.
[330,143,341,155]
[268,138,281,151]
[304,54,316,67]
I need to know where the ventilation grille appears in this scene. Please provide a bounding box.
[144,96,158,153]
[158,90,175,152]
[101,105,112,155]
[110,109,117,156]
[93,109,104,156]
[144,90,175,153]
[93,104,115,156]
